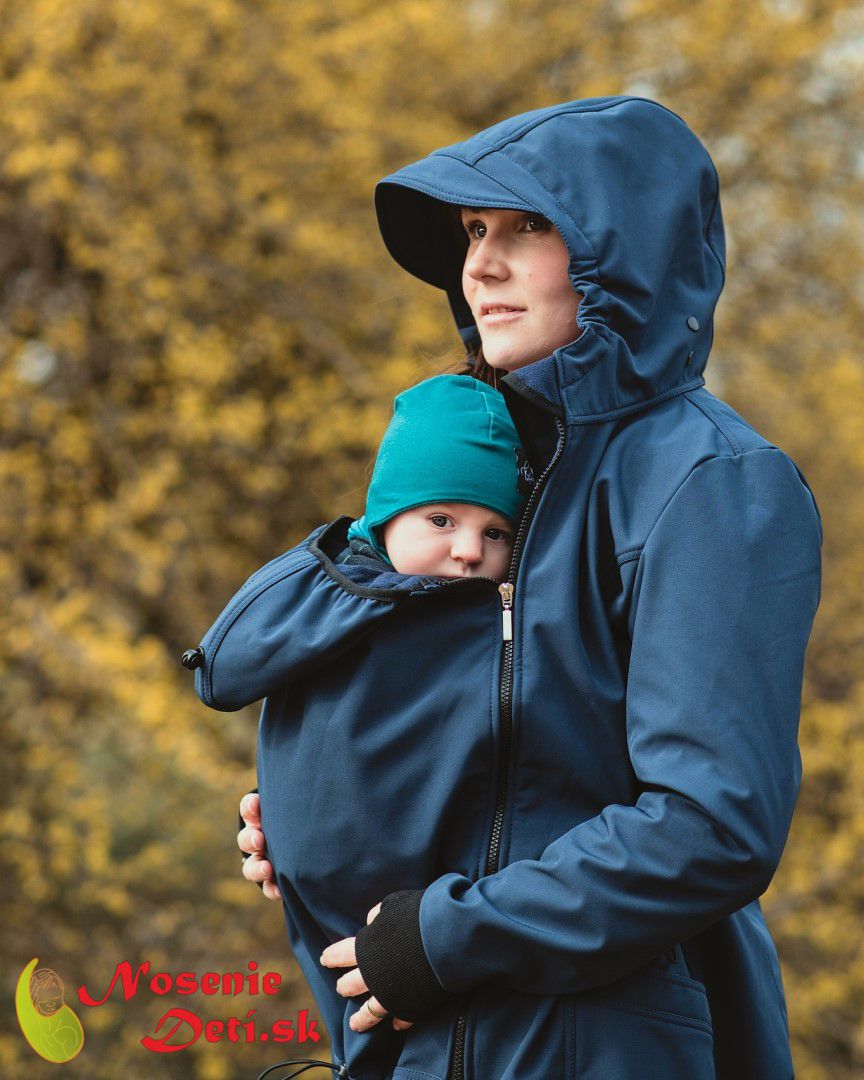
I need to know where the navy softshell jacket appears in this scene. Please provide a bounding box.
[189,97,823,1080]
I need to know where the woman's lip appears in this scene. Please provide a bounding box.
[480,309,526,324]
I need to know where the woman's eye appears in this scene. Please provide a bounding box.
[464,216,548,240]
[525,215,550,233]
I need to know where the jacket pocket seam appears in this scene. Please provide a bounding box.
[641,968,710,996]
[590,998,713,1035]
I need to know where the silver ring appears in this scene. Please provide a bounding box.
[366,1000,389,1020]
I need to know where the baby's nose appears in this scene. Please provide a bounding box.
[451,532,483,563]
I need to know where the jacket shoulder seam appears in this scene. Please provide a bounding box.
[682,390,746,454]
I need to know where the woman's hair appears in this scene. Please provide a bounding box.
[453,343,502,389]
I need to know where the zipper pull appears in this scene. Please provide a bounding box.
[498,582,514,641]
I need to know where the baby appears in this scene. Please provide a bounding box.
[333,372,526,582]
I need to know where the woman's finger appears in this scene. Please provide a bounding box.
[261,879,282,901]
[335,967,368,998]
[366,902,382,924]
[239,791,261,828]
[237,824,266,855]
[349,995,389,1033]
[320,936,356,970]
[242,853,273,883]
[320,932,412,1030]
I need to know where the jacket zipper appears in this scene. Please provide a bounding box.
[447,415,567,1080]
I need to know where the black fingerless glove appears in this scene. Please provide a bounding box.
[354,889,455,1022]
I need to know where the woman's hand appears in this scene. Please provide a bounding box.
[321,902,415,1033]
[239,800,415,1030]
[238,792,281,900]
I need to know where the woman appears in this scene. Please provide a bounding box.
[235,96,823,1079]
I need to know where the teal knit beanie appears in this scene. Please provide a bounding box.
[347,375,527,567]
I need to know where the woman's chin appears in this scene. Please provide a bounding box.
[482,346,547,373]
[481,328,585,372]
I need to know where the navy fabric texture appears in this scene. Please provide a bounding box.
[191,96,822,1080]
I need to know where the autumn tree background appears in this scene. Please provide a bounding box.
[0,1,861,1076]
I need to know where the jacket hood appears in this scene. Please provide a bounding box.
[375,96,726,422]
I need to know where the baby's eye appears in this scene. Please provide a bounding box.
[485,528,512,542]
[429,514,452,528]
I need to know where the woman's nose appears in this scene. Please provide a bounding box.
[464,238,508,282]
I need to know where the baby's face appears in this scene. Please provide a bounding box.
[381,502,515,582]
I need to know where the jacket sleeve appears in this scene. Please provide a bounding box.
[188,529,399,712]
[395,448,823,999]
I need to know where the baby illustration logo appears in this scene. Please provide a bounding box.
[15,958,85,1063]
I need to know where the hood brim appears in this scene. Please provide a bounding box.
[375,162,540,348]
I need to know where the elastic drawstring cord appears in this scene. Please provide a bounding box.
[256,1059,349,1080]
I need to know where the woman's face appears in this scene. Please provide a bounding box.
[460,206,582,372]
